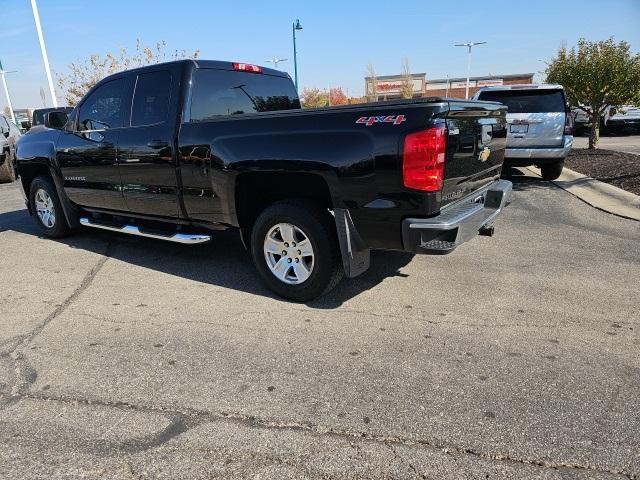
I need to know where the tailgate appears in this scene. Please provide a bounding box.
[506,112,565,148]
[441,101,507,208]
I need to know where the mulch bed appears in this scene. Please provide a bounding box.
[565,149,640,196]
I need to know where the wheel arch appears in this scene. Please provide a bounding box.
[17,140,79,228]
[234,171,335,240]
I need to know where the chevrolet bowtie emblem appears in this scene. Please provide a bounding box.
[478,147,491,162]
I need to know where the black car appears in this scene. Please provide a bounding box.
[16,59,511,301]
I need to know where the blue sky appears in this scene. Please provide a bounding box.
[1,0,639,109]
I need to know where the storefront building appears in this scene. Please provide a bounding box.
[365,73,534,101]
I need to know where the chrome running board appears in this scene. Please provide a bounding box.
[79,217,211,244]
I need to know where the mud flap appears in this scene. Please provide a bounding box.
[334,208,370,278]
[50,171,81,229]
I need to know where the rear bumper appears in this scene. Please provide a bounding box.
[402,179,512,254]
[505,135,573,161]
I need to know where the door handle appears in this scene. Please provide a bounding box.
[147,140,169,149]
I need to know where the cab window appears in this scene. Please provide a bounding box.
[78,78,128,131]
[131,71,171,127]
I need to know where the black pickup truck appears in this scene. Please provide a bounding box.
[16,59,511,301]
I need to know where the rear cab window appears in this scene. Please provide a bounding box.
[131,70,171,126]
[477,89,566,113]
[189,69,301,121]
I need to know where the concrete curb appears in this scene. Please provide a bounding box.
[526,166,640,221]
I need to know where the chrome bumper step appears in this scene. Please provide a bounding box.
[402,179,512,254]
[79,217,211,245]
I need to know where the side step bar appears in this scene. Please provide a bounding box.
[79,217,211,245]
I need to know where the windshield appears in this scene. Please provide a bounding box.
[478,89,566,113]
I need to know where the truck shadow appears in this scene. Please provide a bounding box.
[0,208,413,309]
[501,166,552,192]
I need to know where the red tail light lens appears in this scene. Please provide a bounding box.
[233,62,263,74]
[564,110,574,135]
[403,125,447,192]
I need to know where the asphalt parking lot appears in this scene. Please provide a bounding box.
[0,171,639,479]
[574,134,640,155]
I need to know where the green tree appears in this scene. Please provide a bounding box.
[300,88,329,108]
[57,39,200,106]
[546,37,640,149]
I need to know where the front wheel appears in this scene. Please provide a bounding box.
[250,200,343,302]
[540,160,564,181]
[29,176,71,238]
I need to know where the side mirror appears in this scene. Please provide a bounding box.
[21,121,31,131]
[45,111,68,130]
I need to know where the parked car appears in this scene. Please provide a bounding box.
[474,84,573,180]
[572,106,590,136]
[31,107,74,128]
[12,109,32,133]
[573,104,640,135]
[0,113,21,183]
[16,59,511,301]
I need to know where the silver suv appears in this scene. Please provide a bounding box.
[0,113,22,183]
[474,84,573,180]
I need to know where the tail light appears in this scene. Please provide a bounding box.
[403,125,447,192]
[233,62,263,74]
[564,110,574,135]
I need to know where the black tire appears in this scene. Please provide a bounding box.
[250,200,343,302]
[540,160,564,181]
[0,149,16,184]
[29,176,72,238]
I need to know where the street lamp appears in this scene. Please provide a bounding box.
[30,0,58,107]
[454,41,486,99]
[266,57,288,70]
[0,59,17,124]
[292,19,303,92]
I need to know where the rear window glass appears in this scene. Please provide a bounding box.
[190,69,301,121]
[478,89,566,113]
[33,110,47,126]
[131,71,171,126]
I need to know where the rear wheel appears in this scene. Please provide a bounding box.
[29,176,71,238]
[0,150,16,183]
[540,160,564,181]
[250,200,343,302]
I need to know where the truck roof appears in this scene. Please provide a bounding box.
[477,83,565,92]
[110,59,290,79]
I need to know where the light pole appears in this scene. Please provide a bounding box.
[0,59,17,124]
[266,58,288,70]
[292,19,303,92]
[454,41,486,99]
[30,0,58,107]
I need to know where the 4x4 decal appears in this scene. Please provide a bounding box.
[356,115,406,126]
